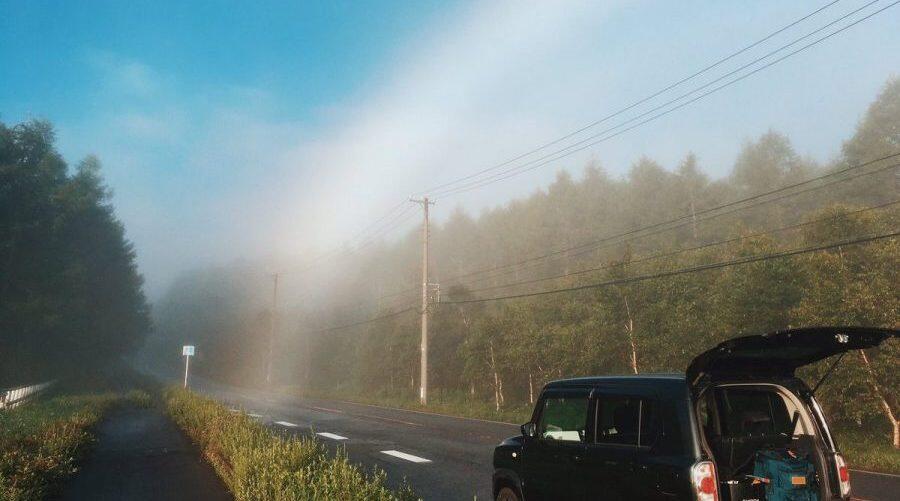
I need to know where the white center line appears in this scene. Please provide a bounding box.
[381,450,432,463]
[275,421,298,427]
[316,432,348,440]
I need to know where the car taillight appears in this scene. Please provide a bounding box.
[835,453,851,498]
[691,460,718,501]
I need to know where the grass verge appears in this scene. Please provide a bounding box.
[164,387,417,500]
[0,389,151,500]
[835,428,900,475]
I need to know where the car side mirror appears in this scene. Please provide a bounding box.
[521,422,536,438]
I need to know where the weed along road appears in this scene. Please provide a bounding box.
[189,378,899,501]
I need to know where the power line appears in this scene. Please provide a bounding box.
[442,230,900,304]
[366,153,900,303]
[348,200,410,245]
[438,152,900,285]
[351,204,418,252]
[279,201,415,276]
[432,1,894,198]
[448,159,900,287]
[461,198,900,295]
[299,306,417,335]
[414,0,842,197]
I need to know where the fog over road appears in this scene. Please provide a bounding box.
[188,378,899,501]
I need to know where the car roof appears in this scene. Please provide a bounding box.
[543,373,688,393]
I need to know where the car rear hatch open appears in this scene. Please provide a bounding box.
[686,326,898,388]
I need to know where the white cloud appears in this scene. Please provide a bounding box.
[86,51,163,98]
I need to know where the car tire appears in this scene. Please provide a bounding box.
[496,486,521,501]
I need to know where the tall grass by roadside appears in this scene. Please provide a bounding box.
[0,390,150,500]
[835,429,900,475]
[164,387,417,501]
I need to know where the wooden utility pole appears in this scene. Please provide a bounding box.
[410,197,434,405]
[266,272,279,387]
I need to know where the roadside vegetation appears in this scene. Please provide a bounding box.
[164,387,416,501]
[0,389,150,500]
[835,429,900,475]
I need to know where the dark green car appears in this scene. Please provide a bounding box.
[492,326,897,501]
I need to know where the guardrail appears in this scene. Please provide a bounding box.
[0,381,55,410]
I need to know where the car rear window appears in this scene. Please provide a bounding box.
[715,387,792,437]
[594,395,657,447]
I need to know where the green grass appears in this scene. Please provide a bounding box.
[164,387,417,501]
[834,428,900,475]
[0,389,150,500]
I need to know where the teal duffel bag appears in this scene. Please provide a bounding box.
[752,449,818,501]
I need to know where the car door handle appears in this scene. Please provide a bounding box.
[572,454,583,463]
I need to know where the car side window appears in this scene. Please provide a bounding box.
[594,395,657,447]
[537,395,589,442]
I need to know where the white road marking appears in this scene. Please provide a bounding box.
[850,468,900,478]
[316,432,348,440]
[275,421,298,427]
[380,450,432,463]
[359,413,423,427]
[312,406,344,414]
[248,413,263,418]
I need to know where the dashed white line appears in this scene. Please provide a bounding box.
[316,432,348,440]
[380,450,432,463]
[312,406,344,414]
[248,413,263,418]
[275,420,298,427]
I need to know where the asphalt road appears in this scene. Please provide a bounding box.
[191,379,900,501]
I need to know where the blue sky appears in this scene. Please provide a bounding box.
[1,0,898,298]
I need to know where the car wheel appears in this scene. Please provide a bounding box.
[496,486,521,501]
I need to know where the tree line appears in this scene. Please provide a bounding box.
[0,120,150,386]
[148,78,899,446]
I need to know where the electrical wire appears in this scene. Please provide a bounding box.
[298,306,417,335]
[414,0,843,197]
[437,152,900,285]
[432,1,895,199]
[460,198,900,295]
[442,230,899,304]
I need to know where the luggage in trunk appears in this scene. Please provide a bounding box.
[753,449,818,501]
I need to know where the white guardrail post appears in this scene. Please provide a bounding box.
[0,381,55,410]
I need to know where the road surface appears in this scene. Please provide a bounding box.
[191,379,900,501]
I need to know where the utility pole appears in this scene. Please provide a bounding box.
[266,273,279,387]
[410,196,434,405]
